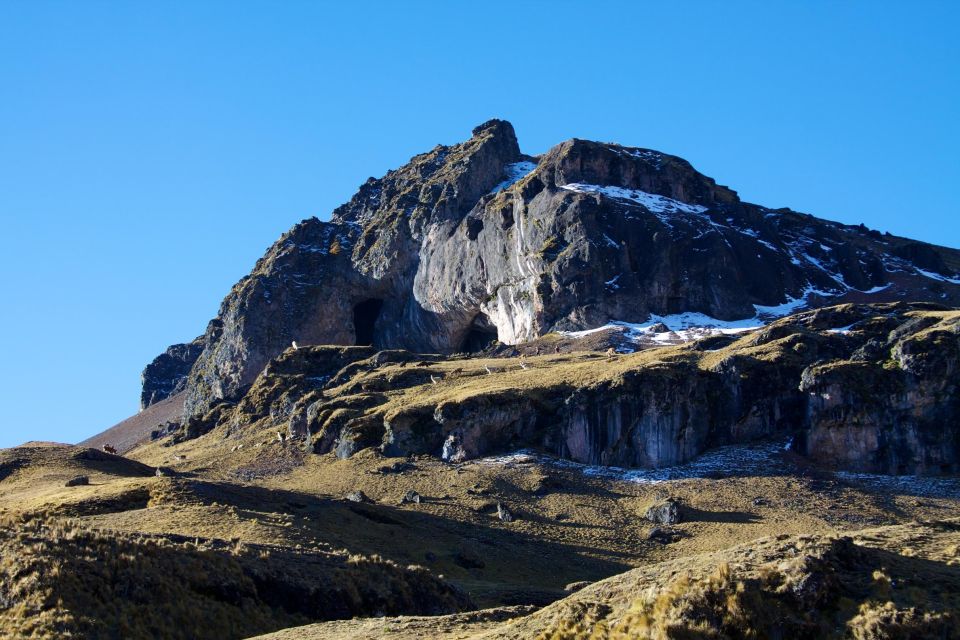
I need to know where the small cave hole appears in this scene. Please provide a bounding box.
[460,314,499,353]
[353,299,384,346]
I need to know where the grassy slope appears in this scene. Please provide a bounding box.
[252,520,960,639]
[2,305,959,638]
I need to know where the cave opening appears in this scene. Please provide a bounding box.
[353,299,384,346]
[460,313,499,354]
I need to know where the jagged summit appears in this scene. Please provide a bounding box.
[138,120,960,419]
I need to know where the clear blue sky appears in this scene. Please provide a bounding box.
[1,2,958,448]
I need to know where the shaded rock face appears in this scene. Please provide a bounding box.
[140,338,203,409]
[173,303,960,476]
[800,313,960,474]
[147,120,960,419]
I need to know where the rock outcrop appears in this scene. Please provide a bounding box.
[141,337,203,408]
[172,302,960,475]
[145,120,960,420]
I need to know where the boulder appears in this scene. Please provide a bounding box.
[344,490,371,504]
[497,502,515,522]
[645,498,681,525]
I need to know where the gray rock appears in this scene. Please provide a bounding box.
[140,337,203,409]
[645,498,681,525]
[401,490,421,504]
[344,490,371,503]
[453,550,485,569]
[564,581,591,593]
[376,461,414,474]
[648,527,680,544]
[496,501,514,522]
[65,476,89,487]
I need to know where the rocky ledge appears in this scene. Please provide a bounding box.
[167,302,960,476]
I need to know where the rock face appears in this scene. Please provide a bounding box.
[800,310,960,474]
[174,302,960,476]
[141,338,203,409]
[146,120,960,422]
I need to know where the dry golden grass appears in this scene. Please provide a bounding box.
[0,510,471,640]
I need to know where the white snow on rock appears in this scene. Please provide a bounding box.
[610,146,664,168]
[560,183,708,216]
[826,323,857,335]
[559,284,848,348]
[491,161,538,193]
[914,267,960,285]
[858,284,891,294]
[753,284,834,319]
[559,311,760,347]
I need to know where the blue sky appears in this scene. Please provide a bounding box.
[1,2,958,447]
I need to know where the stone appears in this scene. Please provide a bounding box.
[376,461,414,474]
[453,550,485,570]
[648,527,680,544]
[497,501,514,522]
[65,476,89,487]
[344,490,371,503]
[564,581,591,593]
[645,498,681,525]
[401,490,421,504]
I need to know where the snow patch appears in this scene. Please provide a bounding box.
[914,267,960,285]
[560,284,840,348]
[560,184,707,216]
[753,284,833,319]
[611,147,664,168]
[491,161,537,193]
[858,284,891,294]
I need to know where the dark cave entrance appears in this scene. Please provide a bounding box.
[353,299,384,346]
[460,313,499,354]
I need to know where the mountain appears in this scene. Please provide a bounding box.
[11,121,956,639]
[140,120,960,423]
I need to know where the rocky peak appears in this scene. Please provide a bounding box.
[535,138,739,208]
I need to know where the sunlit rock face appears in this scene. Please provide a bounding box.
[140,119,960,419]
